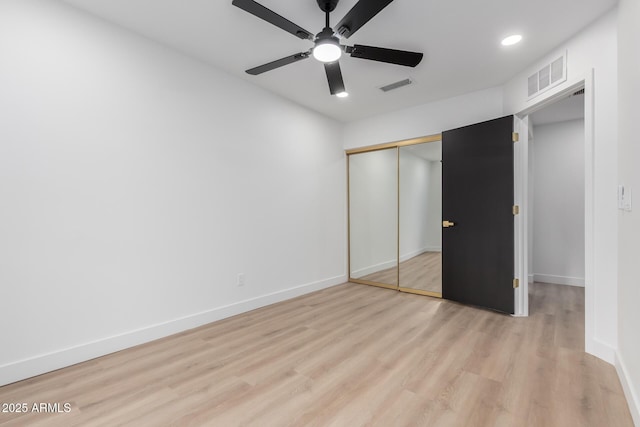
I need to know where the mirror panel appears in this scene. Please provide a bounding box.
[399,141,442,295]
[349,148,398,287]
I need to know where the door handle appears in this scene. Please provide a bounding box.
[442,220,455,228]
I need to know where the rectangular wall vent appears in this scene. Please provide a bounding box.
[527,51,567,99]
[538,64,551,91]
[380,78,413,92]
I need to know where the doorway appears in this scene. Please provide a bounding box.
[528,90,586,289]
[514,77,593,355]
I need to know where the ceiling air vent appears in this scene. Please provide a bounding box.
[380,78,413,92]
[527,51,567,99]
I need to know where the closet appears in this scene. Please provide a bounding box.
[348,135,443,297]
[347,116,516,313]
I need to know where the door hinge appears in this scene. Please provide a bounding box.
[512,132,519,142]
[513,278,520,289]
[513,205,520,215]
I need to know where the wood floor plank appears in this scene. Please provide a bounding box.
[0,282,634,426]
[358,251,442,293]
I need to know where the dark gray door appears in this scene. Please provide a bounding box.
[442,116,514,314]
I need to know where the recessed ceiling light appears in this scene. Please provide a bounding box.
[336,91,349,98]
[501,35,523,46]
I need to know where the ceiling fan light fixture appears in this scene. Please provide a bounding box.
[313,39,342,63]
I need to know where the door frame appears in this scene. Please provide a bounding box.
[513,69,594,358]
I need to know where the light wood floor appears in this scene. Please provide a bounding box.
[0,283,633,426]
[399,251,442,293]
[356,264,398,286]
[357,251,442,293]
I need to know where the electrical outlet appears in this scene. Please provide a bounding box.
[237,273,245,287]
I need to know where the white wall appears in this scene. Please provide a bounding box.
[531,119,585,286]
[616,0,640,424]
[503,9,618,363]
[399,150,429,259]
[343,87,504,150]
[426,161,443,251]
[0,0,346,386]
[349,149,397,277]
[528,131,535,283]
[399,151,442,259]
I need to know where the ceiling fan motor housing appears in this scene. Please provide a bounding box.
[315,26,339,43]
[317,0,339,13]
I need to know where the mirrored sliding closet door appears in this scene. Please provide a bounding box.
[347,135,442,297]
[398,141,442,297]
[348,148,398,289]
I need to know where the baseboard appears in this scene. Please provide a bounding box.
[399,247,441,263]
[533,273,585,287]
[352,248,442,277]
[528,274,534,283]
[616,351,640,426]
[351,259,396,277]
[586,336,616,365]
[0,274,347,387]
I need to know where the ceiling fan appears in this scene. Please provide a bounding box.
[231,0,424,97]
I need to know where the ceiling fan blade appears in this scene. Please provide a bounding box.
[324,62,346,95]
[347,44,423,67]
[335,0,394,39]
[232,0,314,40]
[246,51,311,75]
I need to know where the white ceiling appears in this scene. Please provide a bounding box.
[61,0,616,122]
